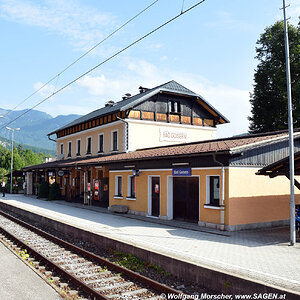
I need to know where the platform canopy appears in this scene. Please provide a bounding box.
[257,151,300,190]
[5,170,25,178]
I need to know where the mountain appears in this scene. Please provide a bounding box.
[0,135,56,156]
[0,108,81,151]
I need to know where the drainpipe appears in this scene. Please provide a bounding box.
[116,114,129,152]
[47,134,56,142]
[212,153,225,231]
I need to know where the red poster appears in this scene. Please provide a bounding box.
[95,181,99,190]
[154,184,159,193]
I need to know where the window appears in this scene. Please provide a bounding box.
[60,143,63,158]
[207,176,220,206]
[86,137,92,155]
[77,139,81,156]
[115,176,122,197]
[112,131,118,151]
[98,134,104,153]
[168,100,181,113]
[67,142,72,157]
[127,176,136,199]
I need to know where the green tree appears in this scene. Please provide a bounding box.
[21,149,45,166]
[249,21,300,133]
[0,147,11,170]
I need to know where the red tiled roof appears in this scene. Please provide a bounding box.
[68,130,297,166]
[22,129,299,170]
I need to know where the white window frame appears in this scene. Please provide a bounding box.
[111,130,119,152]
[147,175,161,217]
[127,175,136,200]
[59,143,64,159]
[86,136,92,155]
[67,141,72,158]
[205,175,221,208]
[76,139,81,156]
[98,133,104,153]
[114,175,123,199]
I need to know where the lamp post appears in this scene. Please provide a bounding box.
[282,0,296,246]
[6,127,20,194]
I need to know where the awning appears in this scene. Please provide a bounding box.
[5,170,25,178]
[257,151,300,190]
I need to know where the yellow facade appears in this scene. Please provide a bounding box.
[109,167,300,230]
[56,121,125,159]
[127,119,216,151]
[227,168,300,226]
[109,168,224,225]
[55,118,218,159]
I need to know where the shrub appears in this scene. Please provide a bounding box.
[48,182,61,200]
[37,182,49,199]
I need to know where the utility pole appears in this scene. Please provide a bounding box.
[282,0,295,246]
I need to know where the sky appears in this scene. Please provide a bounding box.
[0,0,299,138]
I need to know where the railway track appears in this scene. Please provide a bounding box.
[0,210,182,299]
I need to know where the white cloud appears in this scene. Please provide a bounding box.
[77,75,122,97]
[33,81,56,97]
[0,0,116,51]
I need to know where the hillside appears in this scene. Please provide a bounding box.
[0,136,56,156]
[0,108,81,151]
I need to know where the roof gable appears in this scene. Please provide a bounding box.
[48,80,228,135]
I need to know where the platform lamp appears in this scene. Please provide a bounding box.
[6,127,20,194]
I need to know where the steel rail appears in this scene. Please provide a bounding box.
[0,209,181,297]
[0,225,108,299]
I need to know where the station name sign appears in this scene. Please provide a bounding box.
[172,168,191,176]
[159,128,188,142]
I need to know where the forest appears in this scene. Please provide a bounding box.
[0,144,50,180]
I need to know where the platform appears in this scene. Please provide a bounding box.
[0,237,61,300]
[0,194,299,295]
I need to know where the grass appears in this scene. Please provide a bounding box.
[109,249,171,276]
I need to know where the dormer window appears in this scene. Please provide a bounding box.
[169,100,181,114]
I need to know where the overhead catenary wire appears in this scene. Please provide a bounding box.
[1,0,159,118]
[0,0,206,131]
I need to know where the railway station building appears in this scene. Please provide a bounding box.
[22,80,300,230]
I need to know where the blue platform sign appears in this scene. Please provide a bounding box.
[172,168,191,176]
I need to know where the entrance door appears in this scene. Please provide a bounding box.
[99,177,109,207]
[151,177,160,217]
[173,177,199,222]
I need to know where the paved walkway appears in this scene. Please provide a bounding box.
[0,238,61,300]
[0,195,300,294]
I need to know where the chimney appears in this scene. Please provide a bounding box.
[105,100,115,107]
[122,93,131,100]
[139,86,149,93]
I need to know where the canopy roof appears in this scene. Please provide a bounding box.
[23,129,300,171]
[257,150,300,190]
